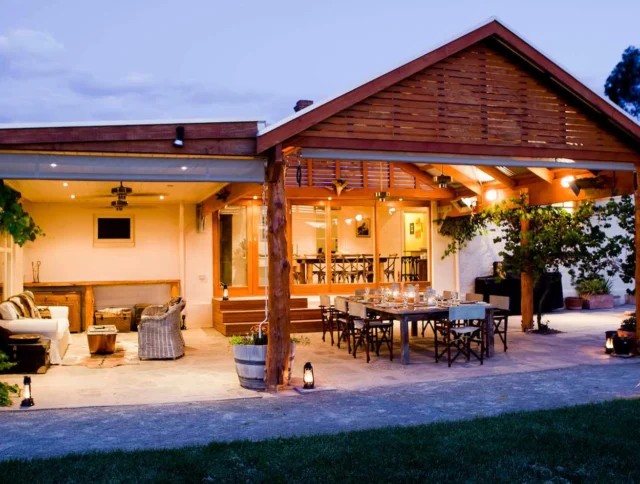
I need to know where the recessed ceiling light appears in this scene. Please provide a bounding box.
[181,166,188,171]
[50,163,57,168]
[70,194,76,199]
[63,182,68,187]
[159,195,165,200]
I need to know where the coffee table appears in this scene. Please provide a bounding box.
[87,325,118,354]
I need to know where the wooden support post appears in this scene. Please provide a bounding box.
[520,218,534,331]
[265,144,291,390]
[84,285,94,330]
[635,167,640,340]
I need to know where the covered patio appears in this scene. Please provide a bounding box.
[0,19,639,405]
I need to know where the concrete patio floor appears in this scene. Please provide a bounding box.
[0,305,637,411]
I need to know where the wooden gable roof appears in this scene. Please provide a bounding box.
[257,20,640,163]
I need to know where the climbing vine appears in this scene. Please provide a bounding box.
[434,212,489,258]
[0,181,44,246]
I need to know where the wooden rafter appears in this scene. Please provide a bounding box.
[527,167,554,184]
[201,182,262,215]
[392,163,455,197]
[476,166,516,189]
[422,164,483,195]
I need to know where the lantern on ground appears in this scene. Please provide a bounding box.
[303,362,315,389]
[21,376,34,407]
[221,283,229,301]
[605,330,616,354]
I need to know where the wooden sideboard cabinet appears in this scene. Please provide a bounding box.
[34,292,83,333]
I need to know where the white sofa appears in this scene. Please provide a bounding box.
[0,306,71,364]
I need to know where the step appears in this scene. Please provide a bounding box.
[214,308,321,325]
[216,319,323,336]
[213,298,308,312]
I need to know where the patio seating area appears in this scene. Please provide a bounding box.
[0,303,633,411]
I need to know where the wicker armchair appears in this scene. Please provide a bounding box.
[138,301,186,360]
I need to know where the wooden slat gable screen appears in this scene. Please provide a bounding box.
[285,159,431,190]
[299,39,636,156]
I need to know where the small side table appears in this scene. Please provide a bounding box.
[8,338,51,374]
[87,325,118,354]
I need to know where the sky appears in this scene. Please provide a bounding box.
[1,0,638,126]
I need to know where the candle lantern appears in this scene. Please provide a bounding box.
[605,330,616,354]
[406,284,416,304]
[303,362,315,389]
[426,287,437,306]
[21,376,34,407]
[391,283,400,301]
[221,283,229,301]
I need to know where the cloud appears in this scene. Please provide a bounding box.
[0,28,64,56]
[0,28,286,124]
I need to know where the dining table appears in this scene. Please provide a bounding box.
[347,298,496,365]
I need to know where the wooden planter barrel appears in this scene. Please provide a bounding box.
[233,343,296,390]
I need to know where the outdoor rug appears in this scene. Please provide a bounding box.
[61,340,140,369]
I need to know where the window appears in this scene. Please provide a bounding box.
[94,215,135,247]
[292,205,326,285]
[551,201,575,213]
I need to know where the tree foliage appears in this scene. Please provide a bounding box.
[0,181,44,246]
[598,195,635,293]
[605,46,640,118]
[436,194,623,330]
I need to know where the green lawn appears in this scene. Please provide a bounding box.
[2,399,640,483]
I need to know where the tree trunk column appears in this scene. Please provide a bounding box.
[265,145,292,390]
[635,167,640,340]
[520,218,534,331]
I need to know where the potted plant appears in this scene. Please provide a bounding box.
[575,277,614,310]
[0,350,19,406]
[564,296,584,310]
[229,325,304,391]
[615,314,636,355]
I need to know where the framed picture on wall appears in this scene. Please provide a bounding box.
[409,222,415,235]
[356,218,371,238]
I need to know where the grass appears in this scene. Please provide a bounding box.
[2,399,640,483]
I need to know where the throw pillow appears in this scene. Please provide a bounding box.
[38,307,52,319]
[18,292,41,319]
[0,301,19,320]
[8,297,26,318]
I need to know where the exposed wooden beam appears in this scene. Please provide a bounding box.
[476,166,516,189]
[422,164,483,195]
[393,163,455,197]
[201,182,262,215]
[526,167,554,184]
[285,187,453,200]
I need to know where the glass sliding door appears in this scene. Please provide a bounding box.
[218,206,248,288]
[330,206,375,285]
[291,205,327,285]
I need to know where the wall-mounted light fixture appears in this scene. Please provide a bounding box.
[173,126,185,148]
[485,189,498,202]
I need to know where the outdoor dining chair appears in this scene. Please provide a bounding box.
[331,254,348,283]
[489,295,510,352]
[465,293,484,302]
[434,305,485,367]
[319,294,335,345]
[333,296,351,352]
[310,253,326,283]
[347,301,394,363]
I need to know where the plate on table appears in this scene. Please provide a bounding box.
[9,334,41,344]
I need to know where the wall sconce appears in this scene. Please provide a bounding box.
[485,189,498,202]
[345,218,353,225]
[605,330,616,354]
[355,214,363,222]
[303,362,315,389]
[173,126,185,148]
[388,208,396,215]
[21,376,34,407]
[221,282,229,301]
